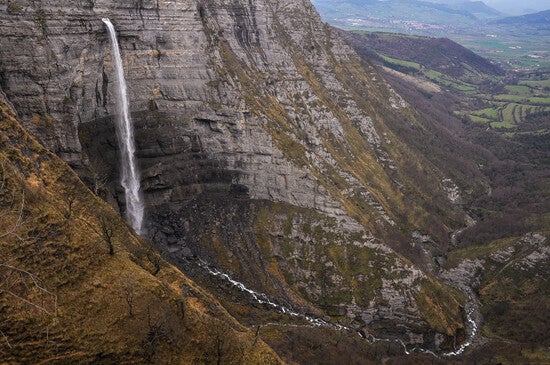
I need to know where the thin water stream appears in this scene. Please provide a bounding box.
[196,258,479,358]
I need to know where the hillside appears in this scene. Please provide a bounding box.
[339,31,504,79]
[0,97,281,363]
[0,0,480,359]
[341,29,550,363]
[494,9,550,26]
[448,1,501,18]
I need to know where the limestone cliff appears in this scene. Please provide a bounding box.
[1,0,473,355]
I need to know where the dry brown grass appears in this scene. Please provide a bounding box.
[0,100,282,363]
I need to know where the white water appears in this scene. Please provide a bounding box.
[197,258,480,357]
[102,18,144,234]
[196,259,346,329]
[443,294,480,357]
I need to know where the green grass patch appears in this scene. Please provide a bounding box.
[472,107,499,119]
[423,69,476,92]
[469,115,491,123]
[494,95,550,104]
[494,94,528,102]
[490,121,515,129]
[499,103,519,126]
[380,54,422,71]
[528,97,550,104]
[519,79,550,89]
[505,85,531,95]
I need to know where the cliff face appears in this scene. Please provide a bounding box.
[0,97,282,363]
[1,0,473,353]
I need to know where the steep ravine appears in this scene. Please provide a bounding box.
[194,254,484,359]
[0,0,482,358]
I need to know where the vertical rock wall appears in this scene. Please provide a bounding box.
[0,0,469,350]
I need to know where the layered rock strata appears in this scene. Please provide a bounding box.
[1,0,469,350]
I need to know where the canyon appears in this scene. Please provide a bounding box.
[1,0,548,363]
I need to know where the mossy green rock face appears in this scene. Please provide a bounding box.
[1,0,473,355]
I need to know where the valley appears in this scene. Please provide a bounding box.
[0,0,548,363]
[339,27,549,363]
[342,31,550,129]
[312,1,550,69]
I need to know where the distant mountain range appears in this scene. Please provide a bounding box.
[494,9,550,27]
[312,0,504,27]
[312,0,549,32]
[482,0,549,15]
[433,0,502,17]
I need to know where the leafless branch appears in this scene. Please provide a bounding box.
[79,215,116,255]
[0,263,58,316]
[0,191,26,242]
[0,329,11,349]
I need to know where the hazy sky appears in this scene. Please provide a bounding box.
[483,0,550,14]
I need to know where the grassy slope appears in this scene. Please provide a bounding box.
[346,32,504,78]
[445,234,550,364]
[0,100,281,363]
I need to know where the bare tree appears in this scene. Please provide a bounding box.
[0,162,57,349]
[63,188,77,219]
[119,274,135,317]
[98,216,115,255]
[141,306,169,362]
[123,286,135,317]
[87,154,112,197]
[79,213,117,255]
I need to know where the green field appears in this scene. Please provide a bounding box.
[470,102,550,129]
[493,94,550,104]
[375,49,549,132]
[505,85,531,94]
[519,79,550,88]
[466,70,550,129]
[381,54,478,92]
[381,55,422,71]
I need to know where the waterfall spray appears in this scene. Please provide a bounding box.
[102,18,144,234]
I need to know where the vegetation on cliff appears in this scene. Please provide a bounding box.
[2,0,548,363]
[0,99,281,363]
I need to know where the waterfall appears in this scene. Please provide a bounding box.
[102,18,144,234]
